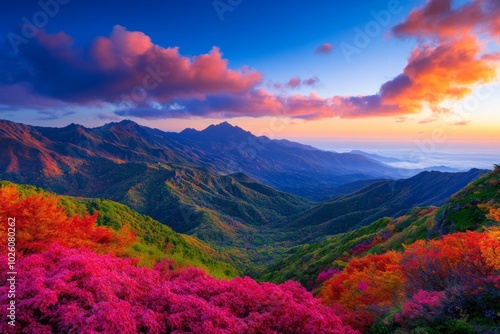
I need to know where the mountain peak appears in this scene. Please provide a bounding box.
[202,122,251,138]
[118,119,138,126]
[179,121,251,141]
[204,121,240,131]
[100,119,139,129]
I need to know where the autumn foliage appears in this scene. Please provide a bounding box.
[319,230,500,332]
[318,252,405,332]
[0,185,134,257]
[487,206,500,222]
[2,180,499,333]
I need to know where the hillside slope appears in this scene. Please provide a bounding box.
[264,167,499,289]
[286,169,485,240]
[0,181,238,278]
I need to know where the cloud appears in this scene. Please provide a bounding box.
[268,77,320,91]
[0,25,262,106]
[114,91,398,120]
[1,1,500,122]
[391,0,500,42]
[287,77,302,89]
[453,120,470,126]
[315,43,333,54]
[418,116,439,124]
[96,112,121,121]
[380,37,498,114]
[394,116,408,123]
[302,77,320,87]
[382,0,500,115]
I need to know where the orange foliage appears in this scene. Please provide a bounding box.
[487,207,500,222]
[319,229,500,330]
[318,252,405,332]
[0,185,134,257]
[402,230,500,294]
[318,252,405,330]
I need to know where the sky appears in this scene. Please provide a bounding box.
[0,0,500,153]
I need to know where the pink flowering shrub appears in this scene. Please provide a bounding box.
[316,268,341,285]
[395,290,446,327]
[0,245,358,334]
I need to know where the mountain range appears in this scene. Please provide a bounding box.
[0,118,489,275]
[0,119,413,199]
[284,168,485,240]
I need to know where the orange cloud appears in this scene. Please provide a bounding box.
[116,0,500,120]
[380,37,498,113]
[1,2,500,121]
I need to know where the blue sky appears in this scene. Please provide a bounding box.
[0,0,499,153]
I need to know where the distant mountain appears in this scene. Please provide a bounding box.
[171,122,410,197]
[285,168,486,240]
[319,179,386,201]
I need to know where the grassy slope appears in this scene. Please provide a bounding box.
[284,169,484,242]
[0,180,239,279]
[68,163,312,275]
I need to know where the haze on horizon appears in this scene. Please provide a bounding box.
[0,0,499,154]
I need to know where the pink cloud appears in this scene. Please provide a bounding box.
[1,25,262,106]
[287,77,302,89]
[453,120,471,126]
[267,77,320,91]
[315,43,333,55]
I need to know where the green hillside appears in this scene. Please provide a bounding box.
[433,165,500,232]
[283,169,484,242]
[68,163,312,274]
[264,167,500,289]
[0,180,239,279]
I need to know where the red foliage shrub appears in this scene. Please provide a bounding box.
[329,302,375,333]
[0,246,358,334]
[316,268,341,285]
[402,231,500,294]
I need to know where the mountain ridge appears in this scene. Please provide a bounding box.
[0,118,409,199]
